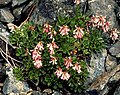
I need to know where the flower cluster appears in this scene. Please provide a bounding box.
[54,67,71,80]
[73,26,84,39]
[89,15,110,32]
[10,7,117,93]
[59,25,85,39]
[43,23,57,39]
[43,23,59,66]
[54,57,82,80]
[43,23,52,33]
[49,55,57,65]
[89,15,119,41]
[32,41,44,68]
[72,63,81,73]
[63,57,82,74]
[59,25,70,36]
[110,28,119,40]
[43,24,83,81]
[47,39,59,55]
[64,57,73,69]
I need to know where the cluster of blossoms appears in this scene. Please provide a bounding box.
[43,23,72,80]
[32,41,44,69]
[89,15,110,32]
[59,25,70,36]
[63,57,82,74]
[43,23,59,65]
[43,23,57,39]
[43,24,72,80]
[110,28,119,41]
[59,25,85,39]
[54,67,70,80]
[47,39,59,55]
[55,57,82,80]
[31,23,83,80]
[73,26,84,39]
[31,14,118,81]
[89,15,119,40]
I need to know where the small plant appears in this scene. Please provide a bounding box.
[9,6,118,93]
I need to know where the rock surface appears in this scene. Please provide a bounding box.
[2,68,30,95]
[29,0,74,25]
[88,64,120,95]
[109,41,120,58]
[114,86,120,95]
[88,49,107,83]
[12,0,28,7]
[0,8,14,23]
[0,0,12,7]
[52,91,62,95]
[105,54,117,71]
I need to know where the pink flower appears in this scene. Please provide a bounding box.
[47,40,59,55]
[52,41,59,49]
[32,50,38,60]
[32,50,42,69]
[34,60,42,69]
[64,57,73,68]
[54,67,63,78]
[90,15,106,27]
[98,15,106,26]
[73,26,84,39]
[110,28,118,40]
[32,42,44,69]
[72,63,81,73]
[43,23,52,33]
[102,21,110,32]
[59,25,70,36]
[90,15,99,25]
[50,55,57,65]
[32,50,41,60]
[47,43,54,55]
[61,72,71,80]
[74,0,80,5]
[48,31,57,39]
[34,41,44,51]
[89,15,111,32]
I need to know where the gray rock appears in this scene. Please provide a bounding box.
[88,64,120,91]
[0,22,10,50]
[13,7,23,18]
[0,93,3,95]
[43,89,52,94]
[2,68,30,95]
[29,0,74,25]
[0,22,7,32]
[52,91,62,95]
[114,86,120,95]
[0,8,14,23]
[42,93,48,95]
[109,71,120,82]
[87,49,107,83]
[109,41,120,58]
[105,54,117,71]
[12,0,28,7]
[32,91,42,95]
[23,1,46,25]
[99,71,120,95]
[0,0,12,6]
